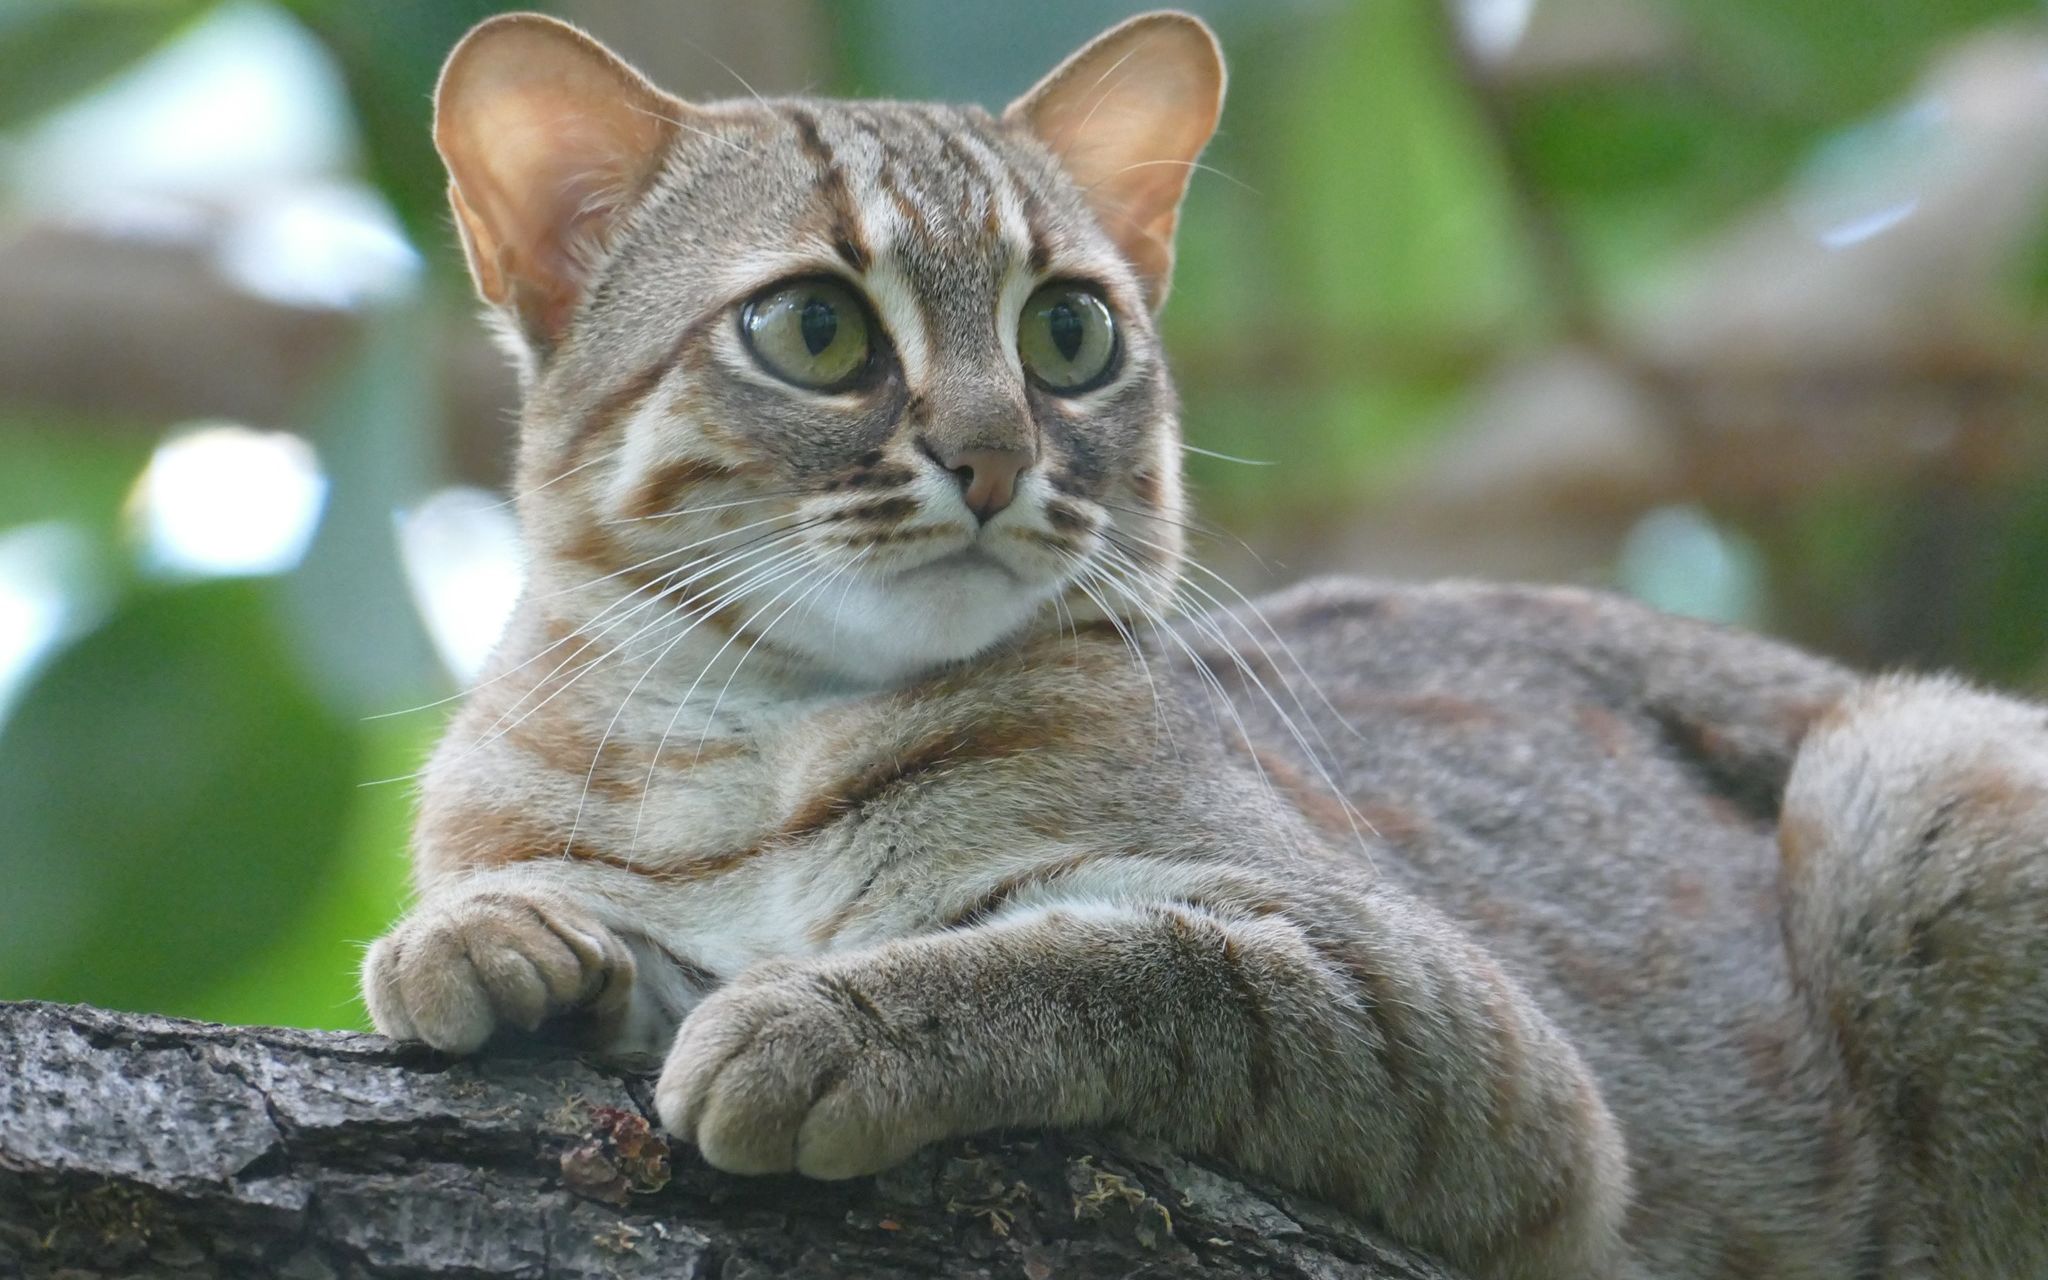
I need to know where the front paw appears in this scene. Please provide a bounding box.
[654,965,952,1180]
[361,892,634,1053]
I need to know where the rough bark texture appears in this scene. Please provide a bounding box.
[0,1001,1463,1279]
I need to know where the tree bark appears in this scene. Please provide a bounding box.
[0,1001,1462,1279]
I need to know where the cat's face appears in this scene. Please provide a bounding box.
[436,13,1223,684]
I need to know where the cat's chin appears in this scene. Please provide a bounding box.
[769,548,1063,686]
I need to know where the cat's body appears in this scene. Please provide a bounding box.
[364,13,2048,1279]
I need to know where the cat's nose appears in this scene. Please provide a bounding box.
[923,441,1032,523]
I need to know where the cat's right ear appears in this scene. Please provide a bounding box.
[1005,11,1225,309]
[435,14,685,351]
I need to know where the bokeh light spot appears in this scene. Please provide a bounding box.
[395,488,525,684]
[129,424,330,578]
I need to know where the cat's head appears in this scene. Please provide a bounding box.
[436,12,1223,684]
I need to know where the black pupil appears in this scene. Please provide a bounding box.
[799,297,838,356]
[1048,299,1084,361]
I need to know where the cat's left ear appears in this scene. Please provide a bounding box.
[435,13,688,351]
[1005,11,1225,308]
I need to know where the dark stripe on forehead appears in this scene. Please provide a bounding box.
[960,114,1054,274]
[913,106,1003,226]
[876,162,929,242]
[841,110,942,254]
[784,106,872,273]
[1012,169,1053,275]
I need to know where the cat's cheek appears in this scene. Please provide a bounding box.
[653,968,952,1180]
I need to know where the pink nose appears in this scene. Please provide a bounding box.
[929,444,1032,523]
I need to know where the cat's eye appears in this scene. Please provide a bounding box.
[1017,284,1118,393]
[740,278,876,392]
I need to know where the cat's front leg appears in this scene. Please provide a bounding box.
[655,895,1631,1280]
[362,887,636,1053]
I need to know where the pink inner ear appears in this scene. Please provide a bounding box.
[1004,14,1223,306]
[434,14,683,345]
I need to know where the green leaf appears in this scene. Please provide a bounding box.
[0,411,155,533]
[0,1,215,130]
[188,717,427,1030]
[1508,80,1812,289]
[1271,0,1537,341]
[0,578,359,1015]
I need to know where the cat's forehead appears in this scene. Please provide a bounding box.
[649,97,1119,289]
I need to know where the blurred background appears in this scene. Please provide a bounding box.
[2,0,2044,1029]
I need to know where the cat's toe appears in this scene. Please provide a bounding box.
[657,980,825,1173]
[657,970,934,1179]
[362,894,633,1053]
[793,1087,935,1180]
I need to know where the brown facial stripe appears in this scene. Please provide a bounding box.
[876,164,929,241]
[821,462,916,492]
[1127,468,1165,510]
[826,527,951,549]
[567,361,668,465]
[784,107,872,273]
[564,309,722,462]
[550,528,729,605]
[558,518,630,577]
[1064,618,1130,642]
[1042,500,1093,534]
[825,496,919,523]
[624,457,752,523]
[1016,529,1083,553]
[1045,469,1090,498]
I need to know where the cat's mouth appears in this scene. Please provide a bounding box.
[893,544,1025,586]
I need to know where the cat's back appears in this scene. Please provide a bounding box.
[1186,578,1877,1271]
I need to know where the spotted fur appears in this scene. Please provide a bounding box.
[363,13,2048,1279]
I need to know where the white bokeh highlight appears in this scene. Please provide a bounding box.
[1455,0,1539,62]
[214,183,422,310]
[395,488,526,684]
[130,424,330,578]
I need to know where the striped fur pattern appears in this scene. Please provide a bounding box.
[362,13,2048,1279]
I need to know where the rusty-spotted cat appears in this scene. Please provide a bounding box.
[361,12,2048,1278]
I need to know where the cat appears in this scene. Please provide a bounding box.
[360,11,2048,1279]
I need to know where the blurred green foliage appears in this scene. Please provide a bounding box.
[1,0,2044,1030]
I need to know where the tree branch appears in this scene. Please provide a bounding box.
[0,1001,1463,1279]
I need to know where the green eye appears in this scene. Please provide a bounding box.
[1018,284,1117,393]
[741,278,875,391]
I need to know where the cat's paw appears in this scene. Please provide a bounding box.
[361,892,634,1053]
[654,964,951,1179]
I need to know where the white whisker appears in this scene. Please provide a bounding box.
[1096,536,1377,860]
[1180,442,1275,466]
[627,102,754,155]
[569,547,834,859]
